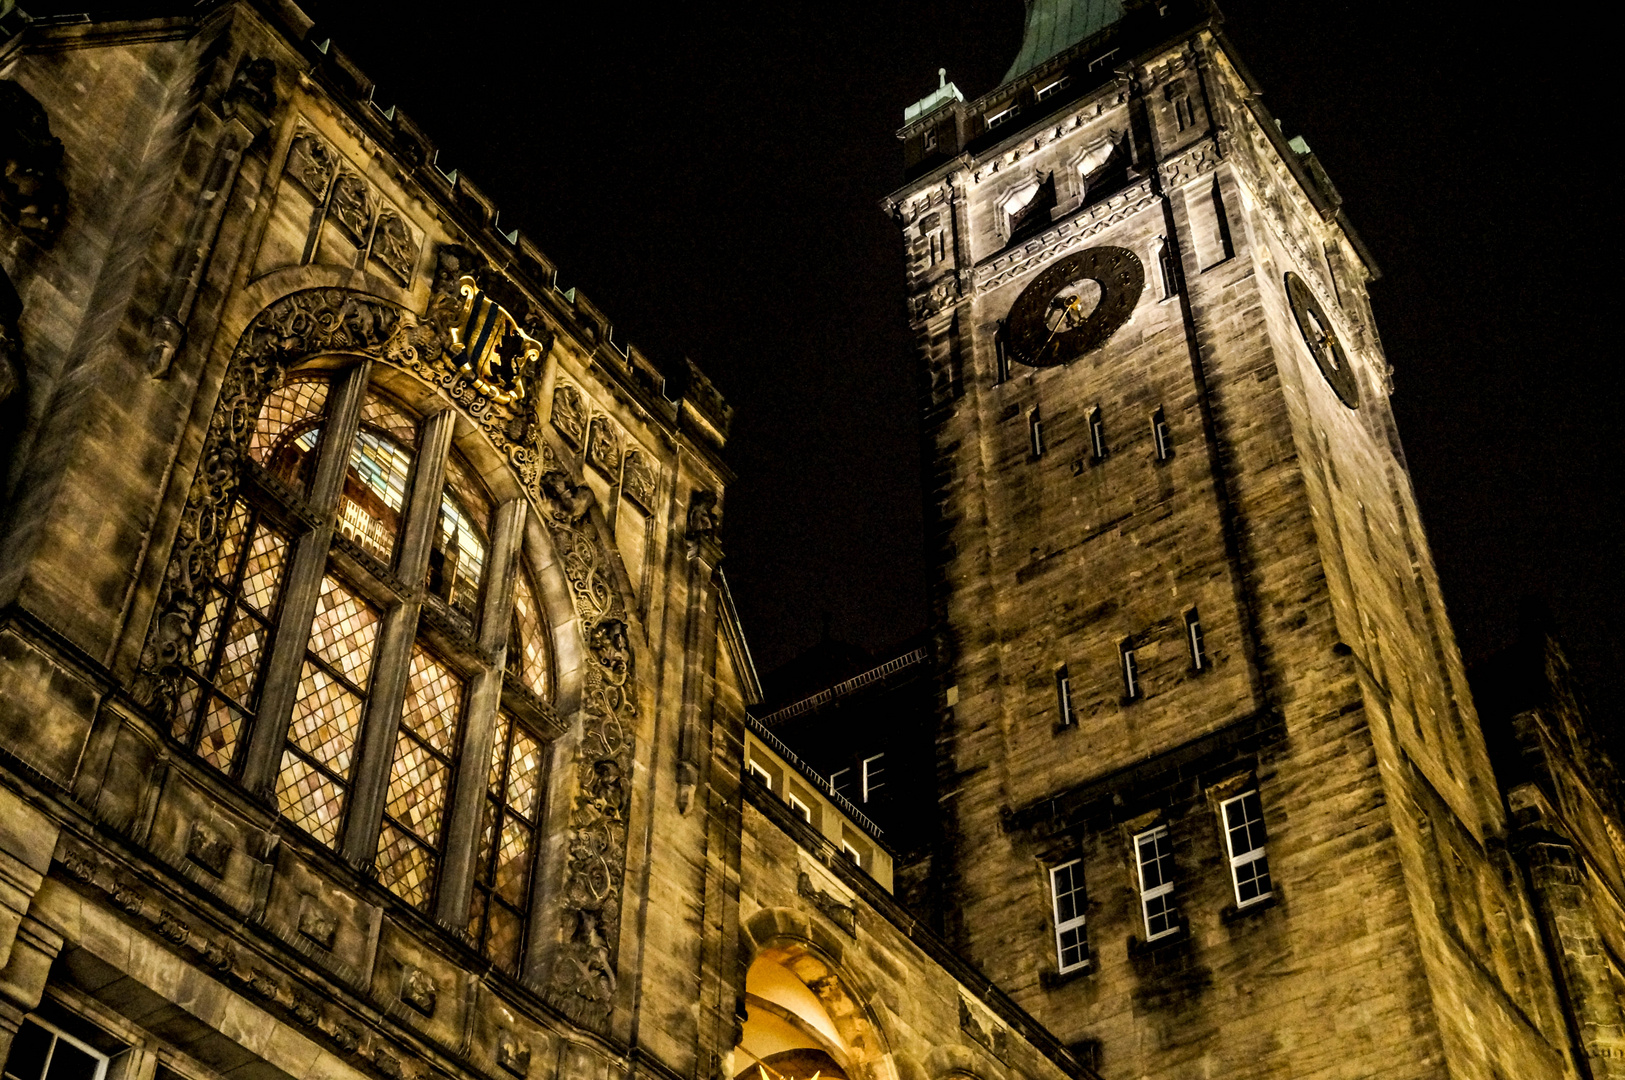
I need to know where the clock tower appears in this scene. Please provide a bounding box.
[884,2,1585,1077]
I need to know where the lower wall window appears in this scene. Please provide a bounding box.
[1050,859,1090,973]
[469,710,544,971]
[3,1016,109,1080]
[1221,790,1273,907]
[1133,826,1179,940]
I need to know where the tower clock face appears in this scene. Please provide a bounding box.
[1285,272,1360,409]
[1004,246,1145,368]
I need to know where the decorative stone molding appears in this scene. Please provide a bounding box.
[136,253,638,1031]
[1158,139,1219,188]
[796,872,856,937]
[972,182,1157,295]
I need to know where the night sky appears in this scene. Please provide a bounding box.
[91,2,1625,724]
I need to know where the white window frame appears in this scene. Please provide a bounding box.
[1029,410,1045,457]
[8,1015,111,1080]
[987,104,1020,130]
[1050,859,1090,973]
[1120,641,1139,700]
[1088,407,1107,460]
[1220,790,1273,908]
[1186,609,1206,670]
[1055,666,1073,727]
[1152,407,1171,461]
[841,839,864,867]
[1133,825,1178,941]
[748,759,774,791]
[1035,76,1071,102]
[860,753,885,802]
[786,791,812,824]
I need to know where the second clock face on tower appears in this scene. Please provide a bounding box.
[1004,246,1145,368]
[1285,272,1360,409]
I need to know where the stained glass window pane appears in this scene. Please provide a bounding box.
[376,822,434,909]
[359,388,418,448]
[401,647,462,754]
[197,697,243,770]
[306,575,380,688]
[275,751,347,846]
[215,611,269,705]
[338,430,413,562]
[485,903,522,970]
[251,377,329,468]
[190,590,228,668]
[383,736,449,846]
[238,524,289,616]
[488,711,512,794]
[214,499,252,580]
[508,727,543,821]
[288,661,365,775]
[510,567,550,700]
[494,817,532,905]
[431,490,486,616]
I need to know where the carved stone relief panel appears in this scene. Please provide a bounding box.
[284,129,337,199]
[551,382,585,446]
[620,450,656,512]
[586,415,621,477]
[368,206,419,284]
[326,172,372,241]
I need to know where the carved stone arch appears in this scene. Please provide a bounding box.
[740,908,901,1080]
[136,283,643,1031]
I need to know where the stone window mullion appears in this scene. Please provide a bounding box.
[337,408,456,869]
[240,360,371,799]
[433,497,525,931]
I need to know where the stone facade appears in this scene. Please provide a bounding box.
[882,2,1618,1078]
[0,1,1618,1079]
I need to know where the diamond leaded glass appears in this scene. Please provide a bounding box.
[469,711,542,967]
[510,566,550,700]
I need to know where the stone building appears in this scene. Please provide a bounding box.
[0,2,1617,1080]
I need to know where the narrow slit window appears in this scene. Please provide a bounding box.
[1221,790,1273,907]
[1050,859,1090,973]
[1159,241,1181,299]
[1029,410,1046,457]
[1055,665,1074,727]
[995,320,1012,384]
[1134,825,1179,940]
[1120,639,1140,700]
[1152,406,1171,461]
[861,753,885,802]
[1211,179,1235,261]
[1089,407,1107,461]
[1186,608,1207,670]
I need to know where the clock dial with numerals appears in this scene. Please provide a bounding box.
[1004,246,1145,368]
[1285,272,1360,409]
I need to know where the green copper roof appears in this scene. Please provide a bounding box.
[1000,0,1126,86]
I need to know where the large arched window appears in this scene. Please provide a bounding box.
[171,359,556,954]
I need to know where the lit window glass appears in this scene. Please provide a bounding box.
[1221,790,1273,907]
[251,376,328,487]
[470,711,543,970]
[377,646,463,909]
[509,565,551,700]
[339,430,413,562]
[1051,859,1090,973]
[276,574,381,847]
[430,453,491,617]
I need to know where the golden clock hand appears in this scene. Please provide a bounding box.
[1039,296,1081,357]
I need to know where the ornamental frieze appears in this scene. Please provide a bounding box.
[1158,138,1219,188]
[972,182,1157,295]
[135,252,638,1031]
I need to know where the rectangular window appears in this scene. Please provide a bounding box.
[861,753,885,802]
[786,792,813,824]
[1029,410,1045,457]
[845,831,871,870]
[1151,407,1171,461]
[748,759,774,791]
[1050,860,1090,973]
[3,1016,111,1080]
[1211,179,1235,261]
[828,767,851,799]
[987,104,1020,130]
[1221,790,1273,907]
[927,229,946,265]
[1120,640,1140,700]
[995,321,1012,384]
[1035,76,1071,102]
[1088,407,1107,461]
[1186,608,1207,670]
[1159,241,1180,299]
[1055,665,1074,727]
[376,644,464,910]
[1174,94,1194,131]
[923,128,938,153]
[1134,826,1179,940]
